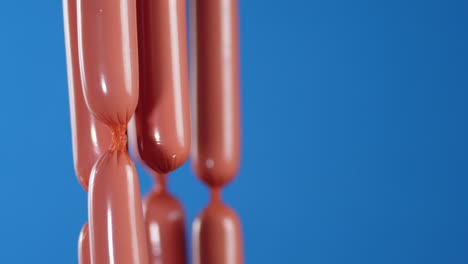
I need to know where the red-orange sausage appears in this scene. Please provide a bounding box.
[192,196,243,264]
[63,1,111,263]
[78,223,90,264]
[127,0,191,262]
[190,0,244,263]
[88,151,148,264]
[77,0,139,126]
[76,0,148,263]
[128,0,191,174]
[63,0,111,194]
[190,0,241,188]
[143,181,187,264]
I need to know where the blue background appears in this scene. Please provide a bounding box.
[0,0,467,263]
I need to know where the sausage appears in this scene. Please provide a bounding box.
[128,0,191,174]
[78,223,90,264]
[190,0,241,188]
[143,174,187,264]
[63,0,111,191]
[63,1,111,263]
[77,0,139,126]
[190,0,244,263]
[76,0,148,263]
[127,0,191,262]
[192,195,243,264]
[88,151,148,263]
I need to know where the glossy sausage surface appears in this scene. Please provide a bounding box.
[128,0,191,262]
[144,185,187,264]
[190,0,241,187]
[192,197,243,264]
[77,0,139,126]
[128,0,191,174]
[78,223,90,264]
[88,151,148,264]
[64,2,110,263]
[76,1,148,263]
[64,0,111,191]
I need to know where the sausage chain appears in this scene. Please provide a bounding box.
[63,1,111,263]
[68,0,148,263]
[64,0,244,262]
[190,0,245,263]
[128,0,191,263]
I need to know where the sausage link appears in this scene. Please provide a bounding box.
[78,223,90,264]
[128,0,191,174]
[88,151,148,264]
[128,0,191,262]
[190,0,244,263]
[76,1,148,263]
[77,0,139,126]
[63,1,111,263]
[190,0,241,188]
